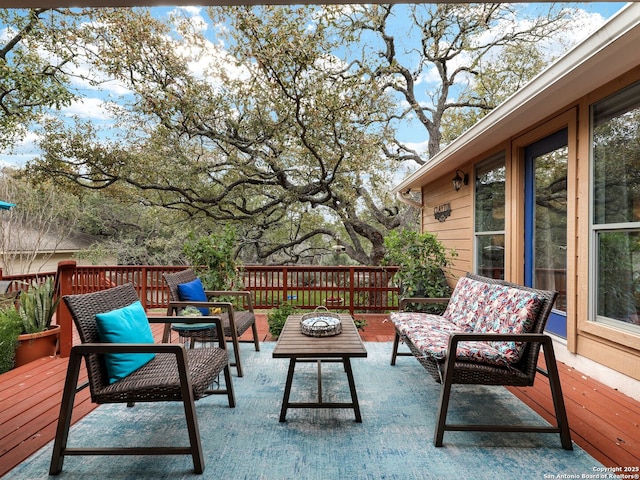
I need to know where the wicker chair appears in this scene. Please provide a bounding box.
[391,273,572,450]
[163,269,260,377]
[49,283,235,475]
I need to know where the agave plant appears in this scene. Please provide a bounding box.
[18,279,60,334]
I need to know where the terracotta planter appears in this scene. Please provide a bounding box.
[14,325,60,367]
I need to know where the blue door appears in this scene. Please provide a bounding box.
[524,129,568,338]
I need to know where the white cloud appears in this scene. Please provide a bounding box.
[551,9,610,54]
[0,131,43,167]
[61,97,116,121]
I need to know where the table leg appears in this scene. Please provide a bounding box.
[279,358,297,422]
[317,360,323,403]
[343,358,362,422]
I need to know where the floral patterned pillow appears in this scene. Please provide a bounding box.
[390,312,462,339]
[442,276,493,332]
[473,285,543,363]
[391,309,526,367]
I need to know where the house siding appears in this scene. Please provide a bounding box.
[418,68,640,382]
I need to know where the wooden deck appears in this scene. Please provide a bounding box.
[1,314,639,477]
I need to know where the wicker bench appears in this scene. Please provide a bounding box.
[390,273,572,449]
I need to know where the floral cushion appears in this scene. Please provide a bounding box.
[392,278,544,367]
[442,276,492,332]
[390,312,460,337]
[390,311,511,367]
[473,285,543,364]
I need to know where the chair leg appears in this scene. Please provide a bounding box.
[49,350,83,475]
[251,320,260,351]
[223,363,236,408]
[182,396,204,474]
[226,314,243,377]
[161,323,172,343]
[434,381,454,447]
[228,336,243,377]
[391,331,401,365]
[175,348,205,474]
[434,353,456,447]
[542,337,573,450]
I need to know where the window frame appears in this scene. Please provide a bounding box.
[589,80,640,335]
[473,152,506,279]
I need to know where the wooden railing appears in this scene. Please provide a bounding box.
[2,263,400,312]
[0,271,57,294]
[1,261,400,357]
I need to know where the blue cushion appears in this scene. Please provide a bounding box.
[95,301,156,384]
[177,278,209,315]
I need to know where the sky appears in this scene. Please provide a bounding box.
[0,2,631,169]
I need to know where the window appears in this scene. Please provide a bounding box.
[591,80,640,332]
[475,154,505,279]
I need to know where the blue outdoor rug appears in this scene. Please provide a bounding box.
[8,343,601,480]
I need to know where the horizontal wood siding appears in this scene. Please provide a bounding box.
[422,167,474,283]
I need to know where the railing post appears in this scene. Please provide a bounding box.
[282,267,288,306]
[140,266,148,310]
[56,260,77,358]
[349,267,355,316]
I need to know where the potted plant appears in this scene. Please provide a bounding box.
[14,278,61,367]
[0,306,22,374]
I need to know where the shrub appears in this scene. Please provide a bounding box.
[267,302,299,339]
[0,307,22,374]
[183,226,243,290]
[383,229,456,314]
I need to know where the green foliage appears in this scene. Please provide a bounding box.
[178,305,203,317]
[18,279,60,334]
[22,5,578,267]
[267,302,299,339]
[354,318,367,331]
[441,42,551,144]
[0,9,77,150]
[0,306,22,373]
[183,226,243,290]
[383,229,456,313]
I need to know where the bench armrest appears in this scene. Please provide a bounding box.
[204,290,250,297]
[446,332,551,346]
[71,342,188,355]
[204,290,254,311]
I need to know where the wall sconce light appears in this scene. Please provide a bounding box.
[452,169,469,192]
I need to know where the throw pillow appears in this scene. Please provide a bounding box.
[177,278,209,315]
[95,300,156,384]
[442,276,492,332]
[474,284,543,364]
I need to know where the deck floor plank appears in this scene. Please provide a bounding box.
[508,359,640,470]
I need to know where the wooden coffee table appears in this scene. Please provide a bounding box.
[272,313,368,422]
